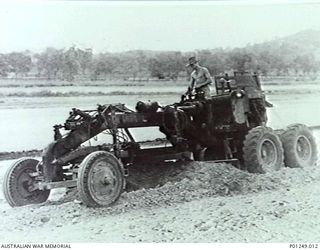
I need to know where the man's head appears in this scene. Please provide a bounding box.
[186,56,199,70]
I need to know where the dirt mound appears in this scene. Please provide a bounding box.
[115,162,285,210]
[57,161,288,213]
[56,149,320,214]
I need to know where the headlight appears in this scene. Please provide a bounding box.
[236,92,243,98]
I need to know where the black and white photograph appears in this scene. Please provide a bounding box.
[0,0,320,244]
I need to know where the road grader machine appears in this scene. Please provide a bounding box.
[3,71,318,207]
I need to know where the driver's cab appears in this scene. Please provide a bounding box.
[214,71,263,98]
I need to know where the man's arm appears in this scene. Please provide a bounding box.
[181,76,195,101]
[186,73,195,94]
[190,77,195,90]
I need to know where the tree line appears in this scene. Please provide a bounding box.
[1,34,319,81]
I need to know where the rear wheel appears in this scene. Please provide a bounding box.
[243,126,284,173]
[3,158,50,207]
[77,151,124,207]
[280,124,317,168]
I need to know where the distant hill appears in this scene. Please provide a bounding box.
[225,29,320,76]
[255,29,320,58]
[279,29,320,49]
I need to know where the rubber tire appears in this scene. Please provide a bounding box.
[77,151,124,207]
[3,158,50,207]
[243,126,284,173]
[280,124,318,168]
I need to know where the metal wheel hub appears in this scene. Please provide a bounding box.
[296,135,312,161]
[89,160,118,201]
[260,138,277,170]
[17,169,37,198]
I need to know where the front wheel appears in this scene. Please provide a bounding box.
[280,124,318,168]
[3,158,50,207]
[77,151,125,207]
[243,126,284,173]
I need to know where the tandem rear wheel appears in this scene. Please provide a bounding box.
[242,124,317,174]
[243,126,284,174]
[280,124,318,168]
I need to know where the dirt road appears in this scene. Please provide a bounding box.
[0,132,319,243]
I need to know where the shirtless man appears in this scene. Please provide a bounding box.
[186,56,213,99]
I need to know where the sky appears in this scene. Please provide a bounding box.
[1,0,320,53]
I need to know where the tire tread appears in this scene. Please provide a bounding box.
[243,126,284,173]
[281,124,317,168]
[77,151,124,207]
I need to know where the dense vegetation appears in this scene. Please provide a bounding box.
[0,30,319,81]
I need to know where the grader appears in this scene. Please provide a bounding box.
[3,71,318,207]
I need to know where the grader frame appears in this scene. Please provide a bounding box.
[3,71,318,207]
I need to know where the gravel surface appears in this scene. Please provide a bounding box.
[0,131,319,243]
